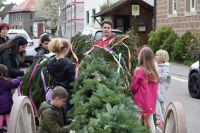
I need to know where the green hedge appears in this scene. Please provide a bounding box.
[148,26,177,53]
[148,26,200,65]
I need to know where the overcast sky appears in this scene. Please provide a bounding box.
[5,0,24,5]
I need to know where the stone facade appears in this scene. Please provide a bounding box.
[156,0,200,35]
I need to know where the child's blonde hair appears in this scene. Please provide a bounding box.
[48,38,70,54]
[156,49,169,62]
[138,47,159,82]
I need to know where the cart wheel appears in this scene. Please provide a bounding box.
[7,96,37,133]
[164,102,187,133]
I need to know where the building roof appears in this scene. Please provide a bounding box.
[32,11,47,21]
[0,3,15,19]
[10,0,37,13]
[94,0,153,17]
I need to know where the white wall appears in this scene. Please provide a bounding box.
[33,22,45,38]
[33,22,37,37]
[143,0,154,6]
[0,15,9,24]
[63,0,84,38]
[84,0,118,29]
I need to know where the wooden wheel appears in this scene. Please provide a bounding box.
[7,96,37,133]
[164,101,187,133]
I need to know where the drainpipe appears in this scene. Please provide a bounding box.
[71,2,72,38]
[74,0,76,35]
[154,0,157,31]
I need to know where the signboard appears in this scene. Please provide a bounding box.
[132,5,140,16]
[138,25,146,32]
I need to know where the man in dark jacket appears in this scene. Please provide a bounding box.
[0,36,28,78]
[33,34,50,62]
[0,23,9,45]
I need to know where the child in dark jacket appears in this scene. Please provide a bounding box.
[0,64,21,133]
[38,86,71,133]
[33,34,50,62]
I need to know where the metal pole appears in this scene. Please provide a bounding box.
[71,2,72,38]
[154,0,157,31]
[74,0,76,35]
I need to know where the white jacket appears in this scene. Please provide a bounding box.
[156,62,171,101]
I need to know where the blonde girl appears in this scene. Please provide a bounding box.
[47,38,75,111]
[155,49,171,126]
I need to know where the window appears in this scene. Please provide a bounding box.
[173,0,177,14]
[186,0,196,13]
[10,14,12,21]
[64,10,67,20]
[20,13,22,20]
[190,0,195,12]
[92,9,96,23]
[86,11,89,24]
[30,13,33,19]
[30,26,33,33]
[169,0,177,15]
[17,14,20,20]
[15,14,17,20]
[13,14,15,20]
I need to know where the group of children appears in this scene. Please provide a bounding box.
[0,34,75,133]
[131,47,171,133]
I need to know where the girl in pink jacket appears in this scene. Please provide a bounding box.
[131,47,159,133]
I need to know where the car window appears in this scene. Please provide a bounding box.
[95,31,122,40]
[95,31,103,40]
[7,33,29,40]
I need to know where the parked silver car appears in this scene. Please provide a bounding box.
[82,28,122,40]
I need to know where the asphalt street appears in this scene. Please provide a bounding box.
[165,62,200,133]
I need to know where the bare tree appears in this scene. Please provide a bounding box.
[35,0,60,30]
[0,0,6,8]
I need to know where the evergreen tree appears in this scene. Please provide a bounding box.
[69,55,146,133]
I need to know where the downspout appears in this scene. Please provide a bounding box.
[74,0,76,35]
[154,0,157,31]
[71,2,72,38]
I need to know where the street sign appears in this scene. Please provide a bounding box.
[132,5,140,16]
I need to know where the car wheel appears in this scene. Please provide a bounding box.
[188,72,200,99]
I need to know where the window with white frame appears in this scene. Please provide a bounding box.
[186,0,196,13]
[92,9,96,23]
[86,11,89,24]
[169,0,177,15]
[190,0,195,12]
[173,0,177,14]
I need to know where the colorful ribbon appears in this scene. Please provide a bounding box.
[27,60,40,115]
[70,43,79,79]
[41,68,47,93]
